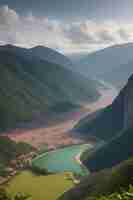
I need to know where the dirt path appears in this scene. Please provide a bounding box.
[4,88,118,149]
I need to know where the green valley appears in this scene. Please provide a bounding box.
[1,23,133,200]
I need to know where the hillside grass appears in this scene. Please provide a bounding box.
[6,171,74,200]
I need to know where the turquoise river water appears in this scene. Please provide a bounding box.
[32,144,93,176]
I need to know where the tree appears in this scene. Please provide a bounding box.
[0,188,10,200]
[14,193,31,200]
[0,188,31,200]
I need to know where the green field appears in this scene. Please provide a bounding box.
[6,171,74,200]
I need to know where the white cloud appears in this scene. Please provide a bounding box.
[0,5,133,53]
[0,5,19,26]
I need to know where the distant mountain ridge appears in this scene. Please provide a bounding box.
[0,44,100,131]
[100,60,133,89]
[30,45,108,90]
[31,46,73,69]
[75,43,133,89]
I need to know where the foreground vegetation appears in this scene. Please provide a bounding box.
[0,187,30,200]
[60,157,133,200]
[86,185,133,200]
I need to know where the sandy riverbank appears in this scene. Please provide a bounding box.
[74,144,92,176]
[3,88,118,148]
[75,152,83,166]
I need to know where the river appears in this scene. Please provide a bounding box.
[32,143,93,176]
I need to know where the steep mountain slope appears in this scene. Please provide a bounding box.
[75,73,133,141]
[60,158,133,200]
[75,89,124,141]
[75,74,133,171]
[84,127,133,171]
[0,45,100,131]
[31,46,73,69]
[77,43,133,88]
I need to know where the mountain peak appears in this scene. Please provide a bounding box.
[0,44,15,49]
[31,45,49,50]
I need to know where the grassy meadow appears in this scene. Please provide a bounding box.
[6,171,74,200]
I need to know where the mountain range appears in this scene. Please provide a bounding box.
[70,43,133,89]
[31,46,73,69]
[0,44,101,131]
[1,42,133,200]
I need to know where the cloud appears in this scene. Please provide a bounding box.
[63,23,97,45]
[0,5,133,53]
[118,28,132,41]
[0,5,19,26]
[97,30,116,43]
[61,21,133,52]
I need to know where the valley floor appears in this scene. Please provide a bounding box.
[3,88,117,149]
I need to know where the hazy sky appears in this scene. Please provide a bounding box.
[0,0,133,53]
